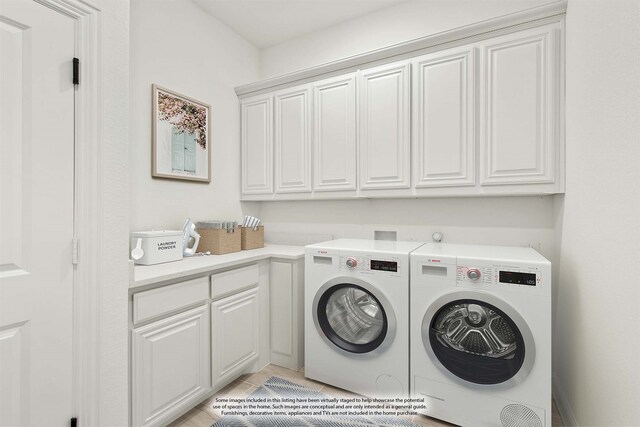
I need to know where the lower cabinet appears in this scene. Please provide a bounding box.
[131,305,211,427]
[211,286,260,389]
[130,258,302,425]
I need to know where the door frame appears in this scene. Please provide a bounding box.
[35,0,101,423]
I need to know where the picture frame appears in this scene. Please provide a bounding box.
[152,84,211,182]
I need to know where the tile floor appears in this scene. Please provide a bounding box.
[169,364,564,426]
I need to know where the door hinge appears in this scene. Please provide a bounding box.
[72,237,79,265]
[73,58,79,85]
[70,417,78,427]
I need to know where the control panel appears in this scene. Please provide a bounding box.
[456,266,494,285]
[339,255,400,275]
[456,264,542,288]
[371,259,398,272]
[499,270,537,286]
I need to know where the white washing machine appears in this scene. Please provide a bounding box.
[410,243,551,427]
[305,239,425,397]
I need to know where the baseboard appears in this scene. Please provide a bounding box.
[552,374,579,426]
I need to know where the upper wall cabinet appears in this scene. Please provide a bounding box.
[237,12,565,200]
[412,47,476,188]
[359,61,411,190]
[313,73,357,192]
[241,94,273,195]
[273,85,312,193]
[479,24,561,188]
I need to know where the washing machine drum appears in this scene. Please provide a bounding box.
[314,280,396,355]
[424,298,532,386]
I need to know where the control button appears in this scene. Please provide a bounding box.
[346,257,357,268]
[467,268,481,281]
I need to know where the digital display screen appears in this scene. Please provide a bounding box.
[371,260,398,272]
[499,271,536,286]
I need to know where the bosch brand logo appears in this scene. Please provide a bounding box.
[429,259,441,263]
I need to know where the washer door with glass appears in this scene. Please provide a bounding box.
[313,277,396,356]
[422,293,535,387]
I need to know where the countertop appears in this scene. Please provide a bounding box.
[131,244,305,289]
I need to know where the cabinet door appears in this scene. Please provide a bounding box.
[132,305,211,427]
[479,24,561,186]
[274,85,312,193]
[413,47,476,187]
[313,73,357,192]
[211,287,259,388]
[269,259,304,371]
[359,61,411,189]
[241,94,273,195]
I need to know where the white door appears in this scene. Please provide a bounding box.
[313,73,357,192]
[273,84,312,194]
[359,61,411,190]
[412,46,476,188]
[241,94,273,195]
[0,1,76,426]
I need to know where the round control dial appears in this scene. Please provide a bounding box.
[346,257,358,268]
[467,268,481,281]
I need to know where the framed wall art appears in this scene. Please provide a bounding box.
[152,84,211,182]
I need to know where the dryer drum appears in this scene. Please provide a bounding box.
[317,284,388,354]
[429,299,526,385]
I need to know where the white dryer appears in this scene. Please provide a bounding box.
[410,243,551,427]
[305,239,424,397]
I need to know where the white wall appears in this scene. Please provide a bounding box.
[263,197,557,259]
[260,0,554,79]
[130,0,260,231]
[553,1,640,425]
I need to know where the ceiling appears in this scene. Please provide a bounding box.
[193,0,408,49]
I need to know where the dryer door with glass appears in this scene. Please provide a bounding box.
[313,276,396,357]
[422,291,535,387]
